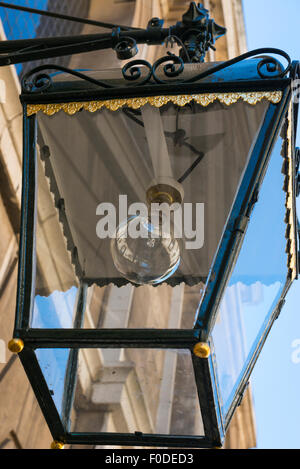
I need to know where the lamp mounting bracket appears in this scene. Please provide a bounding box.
[0,2,226,66]
[178,2,226,62]
[0,2,293,95]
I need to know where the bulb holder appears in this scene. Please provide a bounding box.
[146,182,183,206]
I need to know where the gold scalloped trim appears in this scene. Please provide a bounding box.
[26,91,283,116]
[284,103,298,281]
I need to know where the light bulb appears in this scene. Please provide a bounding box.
[111,214,181,285]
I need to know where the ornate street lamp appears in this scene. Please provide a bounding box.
[3,2,299,448]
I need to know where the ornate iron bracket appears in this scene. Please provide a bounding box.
[178,2,226,62]
[0,2,226,66]
[0,1,292,94]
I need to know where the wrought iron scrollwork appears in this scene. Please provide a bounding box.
[21,64,116,92]
[152,54,185,84]
[22,71,53,93]
[21,48,292,94]
[150,47,291,85]
[256,52,290,78]
[122,60,153,85]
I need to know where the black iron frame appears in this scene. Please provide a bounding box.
[12,69,297,448]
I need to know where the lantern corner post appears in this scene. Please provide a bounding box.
[13,106,37,337]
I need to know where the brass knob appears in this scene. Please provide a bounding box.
[193,342,210,358]
[8,338,24,354]
[51,440,65,450]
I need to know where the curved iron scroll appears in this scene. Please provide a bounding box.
[151,47,291,84]
[21,64,116,92]
[21,48,292,93]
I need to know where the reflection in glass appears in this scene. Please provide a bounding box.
[36,347,204,437]
[36,99,268,287]
[32,287,77,328]
[36,348,70,415]
[32,98,269,329]
[211,139,288,417]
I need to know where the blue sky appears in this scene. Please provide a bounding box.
[242,0,300,449]
[0,0,48,74]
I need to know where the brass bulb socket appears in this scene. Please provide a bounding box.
[193,342,210,359]
[51,440,65,450]
[8,338,24,354]
[146,184,183,206]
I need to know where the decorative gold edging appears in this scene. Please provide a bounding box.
[282,102,298,281]
[26,91,283,116]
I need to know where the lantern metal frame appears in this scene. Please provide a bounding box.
[1,0,299,450]
[9,59,298,448]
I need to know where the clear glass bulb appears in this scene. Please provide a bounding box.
[111,215,181,285]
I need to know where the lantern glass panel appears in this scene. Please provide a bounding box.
[31,98,269,329]
[35,347,71,415]
[211,137,288,417]
[35,347,204,437]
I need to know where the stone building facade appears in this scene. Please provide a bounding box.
[0,0,256,449]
